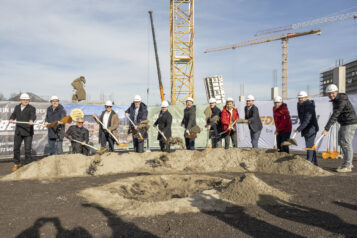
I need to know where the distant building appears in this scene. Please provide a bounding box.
[203,75,226,104]
[320,59,357,95]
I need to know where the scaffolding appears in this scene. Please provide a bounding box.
[170,0,195,104]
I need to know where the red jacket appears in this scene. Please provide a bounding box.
[273,103,292,133]
[221,106,239,134]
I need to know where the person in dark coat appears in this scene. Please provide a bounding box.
[205,98,222,148]
[273,96,292,153]
[9,93,36,172]
[220,97,239,149]
[45,96,66,155]
[296,91,319,165]
[94,101,119,152]
[323,84,357,172]
[181,97,197,150]
[245,95,263,148]
[125,95,148,153]
[154,101,172,152]
[65,118,89,155]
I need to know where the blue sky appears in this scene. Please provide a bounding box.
[0,0,356,105]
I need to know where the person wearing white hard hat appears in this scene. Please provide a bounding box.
[273,96,292,153]
[181,97,197,150]
[204,98,222,148]
[9,93,36,172]
[125,95,148,153]
[45,96,67,155]
[244,95,263,148]
[296,90,319,165]
[323,84,357,172]
[153,101,172,152]
[221,97,239,149]
[93,100,119,152]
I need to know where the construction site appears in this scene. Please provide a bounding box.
[0,1,357,237]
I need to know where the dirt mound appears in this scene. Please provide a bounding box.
[79,174,290,217]
[220,173,291,205]
[1,149,332,181]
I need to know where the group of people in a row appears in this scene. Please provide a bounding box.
[8,84,357,173]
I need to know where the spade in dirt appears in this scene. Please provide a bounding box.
[281,132,298,147]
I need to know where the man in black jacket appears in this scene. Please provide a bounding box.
[181,97,196,150]
[296,91,319,165]
[9,93,36,171]
[125,95,148,153]
[205,98,221,148]
[154,101,172,152]
[65,118,89,155]
[245,95,263,148]
[45,96,66,155]
[323,84,357,172]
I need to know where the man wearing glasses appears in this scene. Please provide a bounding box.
[65,118,89,155]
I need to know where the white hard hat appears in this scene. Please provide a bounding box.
[186,97,194,103]
[326,84,338,93]
[297,91,308,98]
[209,98,216,103]
[226,97,234,102]
[105,100,113,106]
[274,96,282,103]
[20,93,30,100]
[161,100,169,107]
[134,95,142,102]
[50,95,59,101]
[246,95,255,101]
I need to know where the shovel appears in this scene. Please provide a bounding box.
[126,116,144,140]
[281,132,298,147]
[47,116,73,128]
[218,119,238,136]
[156,127,168,142]
[70,139,107,154]
[93,115,128,148]
[11,121,44,126]
[273,134,277,149]
[305,134,325,151]
[330,124,339,159]
[322,129,331,159]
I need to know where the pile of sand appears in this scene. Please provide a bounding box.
[1,148,332,181]
[79,174,290,217]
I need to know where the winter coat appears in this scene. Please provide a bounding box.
[297,99,319,137]
[98,110,119,143]
[221,106,239,135]
[245,104,263,133]
[206,106,221,128]
[45,104,66,140]
[273,103,292,134]
[154,110,172,141]
[125,102,148,138]
[65,125,89,143]
[9,104,36,136]
[181,105,197,136]
[325,93,357,131]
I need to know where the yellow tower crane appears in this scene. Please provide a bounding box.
[204,29,321,99]
[170,0,195,104]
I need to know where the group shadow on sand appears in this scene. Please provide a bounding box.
[16,197,357,238]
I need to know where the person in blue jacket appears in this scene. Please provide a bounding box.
[295,91,319,165]
[45,96,66,155]
[125,95,148,153]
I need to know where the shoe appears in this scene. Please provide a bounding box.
[336,167,352,173]
[12,164,21,172]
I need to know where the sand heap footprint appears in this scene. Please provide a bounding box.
[79,174,291,217]
[1,149,332,181]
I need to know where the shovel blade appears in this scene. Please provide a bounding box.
[322,152,330,159]
[60,116,73,124]
[330,152,339,159]
[97,148,107,155]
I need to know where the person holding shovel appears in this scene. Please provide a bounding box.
[65,118,89,155]
[245,95,263,148]
[296,91,319,165]
[181,97,197,150]
[323,84,357,172]
[153,101,172,152]
[45,96,66,155]
[204,98,222,148]
[221,97,239,149]
[273,96,292,153]
[94,101,119,152]
[125,95,148,153]
[9,93,36,172]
